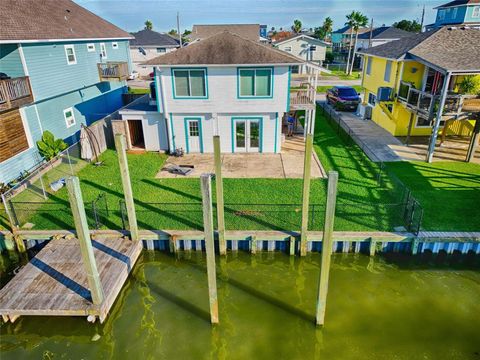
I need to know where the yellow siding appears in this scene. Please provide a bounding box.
[361,55,474,137]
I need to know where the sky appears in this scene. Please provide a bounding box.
[75,0,447,33]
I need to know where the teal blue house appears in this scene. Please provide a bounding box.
[425,0,480,30]
[0,0,133,183]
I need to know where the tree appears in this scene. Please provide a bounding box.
[345,11,369,75]
[182,29,191,43]
[144,20,153,30]
[393,19,422,33]
[292,19,302,33]
[314,17,333,40]
[168,29,178,36]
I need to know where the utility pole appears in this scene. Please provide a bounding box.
[177,12,183,48]
[420,4,425,32]
[368,19,374,49]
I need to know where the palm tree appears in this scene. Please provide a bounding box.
[322,17,333,40]
[292,19,302,34]
[144,20,153,30]
[345,11,369,75]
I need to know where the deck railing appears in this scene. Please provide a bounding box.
[290,85,316,109]
[0,76,34,112]
[97,62,129,81]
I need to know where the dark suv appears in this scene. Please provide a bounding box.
[326,86,361,111]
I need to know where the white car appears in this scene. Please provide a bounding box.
[127,71,139,80]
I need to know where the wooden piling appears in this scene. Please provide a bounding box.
[369,238,376,256]
[213,136,226,255]
[315,171,338,326]
[251,235,257,254]
[13,234,26,254]
[300,133,314,256]
[66,176,104,305]
[289,236,296,256]
[200,174,219,324]
[114,134,139,242]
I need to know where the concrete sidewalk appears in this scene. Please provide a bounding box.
[319,101,422,162]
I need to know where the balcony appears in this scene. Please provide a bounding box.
[0,77,34,113]
[97,62,129,81]
[290,83,316,110]
[397,81,476,120]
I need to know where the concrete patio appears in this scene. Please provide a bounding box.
[156,136,326,179]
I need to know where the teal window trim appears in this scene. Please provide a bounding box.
[169,112,176,151]
[286,66,292,112]
[237,67,274,99]
[183,117,204,153]
[274,112,278,153]
[171,67,208,99]
[230,116,263,153]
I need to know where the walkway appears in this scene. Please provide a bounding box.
[156,136,326,179]
[319,101,422,162]
[0,236,143,323]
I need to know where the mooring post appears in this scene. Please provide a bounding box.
[369,237,376,257]
[213,136,226,255]
[66,176,104,305]
[114,134,139,242]
[315,171,338,326]
[200,174,219,324]
[289,236,296,256]
[250,235,257,255]
[300,133,314,256]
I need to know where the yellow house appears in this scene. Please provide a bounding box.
[359,27,480,162]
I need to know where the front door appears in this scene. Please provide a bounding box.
[234,119,260,152]
[186,119,201,153]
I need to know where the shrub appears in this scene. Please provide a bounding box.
[36,131,68,161]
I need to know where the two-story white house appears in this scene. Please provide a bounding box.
[116,32,319,155]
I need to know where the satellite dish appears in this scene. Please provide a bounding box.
[138,47,147,56]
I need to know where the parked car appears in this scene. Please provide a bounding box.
[127,70,139,80]
[326,86,361,111]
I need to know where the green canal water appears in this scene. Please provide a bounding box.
[1,251,479,359]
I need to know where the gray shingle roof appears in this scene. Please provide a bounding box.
[359,27,480,72]
[357,27,414,40]
[0,0,131,42]
[190,24,260,42]
[143,31,303,66]
[130,29,179,47]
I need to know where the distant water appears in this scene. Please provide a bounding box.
[1,251,479,359]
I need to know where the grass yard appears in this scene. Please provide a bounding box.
[321,70,361,80]
[386,162,480,231]
[127,87,150,94]
[2,106,478,232]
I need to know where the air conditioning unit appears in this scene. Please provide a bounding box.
[377,87,393,102]
[356,104,373,120]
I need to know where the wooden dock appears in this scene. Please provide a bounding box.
[0,236,142,323]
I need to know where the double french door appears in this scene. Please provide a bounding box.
[234,119,260,152]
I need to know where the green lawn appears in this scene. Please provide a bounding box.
[2,106,478,232]
[321,70,361,80]
[127,87,149,94]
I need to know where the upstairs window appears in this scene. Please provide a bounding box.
[157,48,166,53]
[238,68,273,97]
[64,45,76,65]
[112,42,119,49]
[473,6,480,18]
[310,45,317,51]
[284,46,292,52]
[366,57,372,75]
[172,69,207,98]
[87,43,95,52]
[384,60,392,82]
[368,93,376,106]
[100,43,107,59]
[63,107,76,128]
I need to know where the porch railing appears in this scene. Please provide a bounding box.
[290,85,316,108]
[97,62,129,81]
[0,76,34,112]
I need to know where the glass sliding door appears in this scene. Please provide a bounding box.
[235,120,246,152]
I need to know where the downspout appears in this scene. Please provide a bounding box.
[154,67,172,153]
[426,71,451,163]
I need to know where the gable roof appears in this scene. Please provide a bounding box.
[357,27,414,40]
[359,27,480,72]
[143,31,303,66]
[190,24,260,42]
[0,0,132,43]
[332,26,370,35]
[273,34,329,46]
[130,29,179,47]
[434,0,480,9]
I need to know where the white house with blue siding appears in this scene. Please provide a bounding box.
[118,32,318,155]
[0,0,132,183]
[425,0,480,30]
